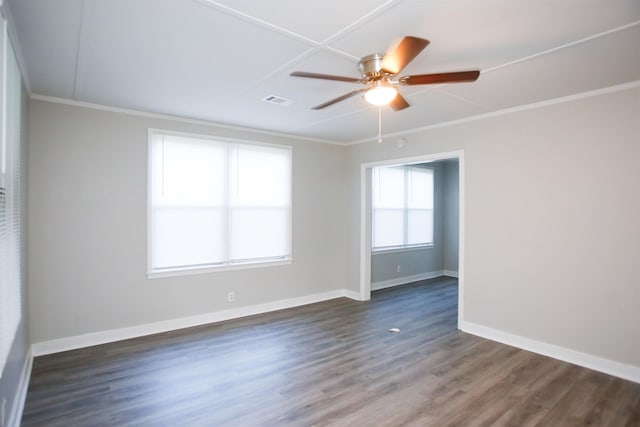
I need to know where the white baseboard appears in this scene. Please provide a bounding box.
[343,289,362,301]
[460,320,640,385]
[371,270,446,291]
[32,289,357,356]
[443,270,459,278]
[7,348,32,427]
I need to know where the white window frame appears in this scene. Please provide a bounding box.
[371,165,434,252]
[147,129,292,279]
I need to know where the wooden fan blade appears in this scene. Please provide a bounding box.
[390,93,410,111]
[312,88,367,110]
[400,70,480,85]
[290,71,362,83]
[381,36,430,75]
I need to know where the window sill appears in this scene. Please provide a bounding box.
[371,244,434,255]
[147,258,292,279]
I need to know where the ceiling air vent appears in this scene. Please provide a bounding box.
[262,95,294,106]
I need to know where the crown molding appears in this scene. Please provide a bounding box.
[347,80,640,145]
[30,94,345,146]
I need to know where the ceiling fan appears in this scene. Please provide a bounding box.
[290,36,480,111]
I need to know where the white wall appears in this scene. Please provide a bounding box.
[346,86,640,369]
[28,100,348,344]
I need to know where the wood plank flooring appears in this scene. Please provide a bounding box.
[22,277,640,426]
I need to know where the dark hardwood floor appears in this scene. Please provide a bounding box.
[22,277,640,426]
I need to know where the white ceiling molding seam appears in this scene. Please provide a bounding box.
[194,0,323,47]
[483,20,640,75]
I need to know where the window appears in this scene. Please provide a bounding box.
[148,130,292,277]
[372,165,433,250]
[1,21,24,375]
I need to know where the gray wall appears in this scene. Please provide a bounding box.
[347,87,640,368]
[443,160,459,272]
[28,100,348,343]
[370,160,459,286]
[22,79,640,376]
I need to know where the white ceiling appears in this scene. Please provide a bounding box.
[6,0,640,144]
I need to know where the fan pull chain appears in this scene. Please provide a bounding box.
[377,105,383,144]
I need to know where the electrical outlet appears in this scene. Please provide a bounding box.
[228,291,235,303]
[396,265,401,273]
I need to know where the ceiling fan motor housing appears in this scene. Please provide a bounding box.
[358,53,388,80]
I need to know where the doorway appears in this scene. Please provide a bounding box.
[358,150,465,327]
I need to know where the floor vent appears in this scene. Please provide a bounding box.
[262,95,294,106]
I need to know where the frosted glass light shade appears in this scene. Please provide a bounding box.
[364,84,398,105]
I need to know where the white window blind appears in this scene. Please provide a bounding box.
[0,21,6,375]
[1,20,24,376]
[372,165,433,249]
[148,131,292,276]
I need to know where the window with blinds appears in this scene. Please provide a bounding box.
[148,130,292,277]
[372,165,434,250]
[1,19,24,376]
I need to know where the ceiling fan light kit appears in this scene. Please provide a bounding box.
[290,36,480,111]
[364,81,398,106]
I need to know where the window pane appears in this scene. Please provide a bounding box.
[373,209,404,248]
[407,209,433,245]
[148,132,292,274]
[230,207,290,261]
[231,144,291,207]
[373,166,404,208]
[152,207,225,268]
[408,167,433,209]
[371,165,434,250]
[153,136,226,206]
